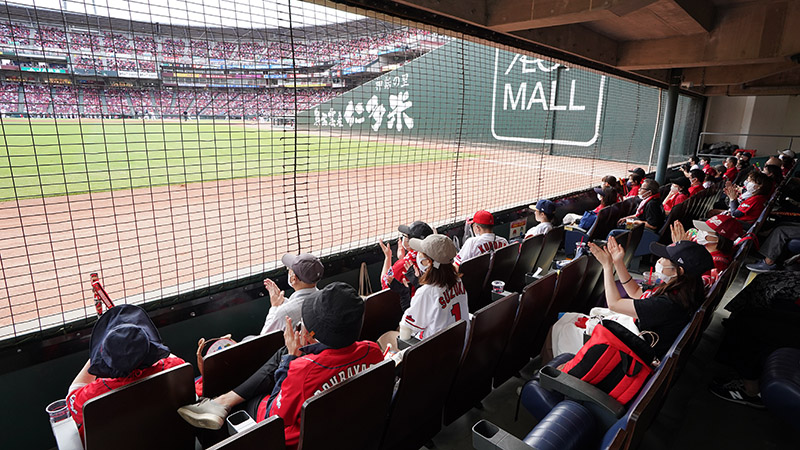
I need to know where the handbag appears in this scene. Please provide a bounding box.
[561,320,658,405]
[358,262,373,298]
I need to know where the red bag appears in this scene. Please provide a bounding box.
[561,320,657,405]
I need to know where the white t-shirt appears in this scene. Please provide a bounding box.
[454,233,509,267]
[402,280,470,340]
[525,222,553,238]
[260,287,318,335]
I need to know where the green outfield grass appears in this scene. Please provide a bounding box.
[0,119,459,201]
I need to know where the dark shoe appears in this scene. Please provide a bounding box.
[745,260,777,274]
[709,379,765,409]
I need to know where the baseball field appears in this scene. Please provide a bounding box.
[0,119,461,201]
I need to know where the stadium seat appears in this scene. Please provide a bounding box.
[493,272,558,388]
[459,252,492,313]
[571,255,604,314]
[359,289,403,343]
[379,320,467,450]
[507,234,544,293]
[622,224,644,268]
[761,347,800,432]
[443,293,518,424]
[83,363,195,450]
[532,256,588,352]
[207,416,285,450]
[563,204,627,257]
[300,359,395,450]
[486,243,520,285]
[202,330,284,398]
[535,226,565,273]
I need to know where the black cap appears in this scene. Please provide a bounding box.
[649,241,714,276]
[398,221,434,240]
[628,168,646,177]
[301,282,364,349]
[88,305,171,378]
[672,177,690,191]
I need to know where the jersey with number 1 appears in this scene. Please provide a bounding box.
[402,280,469,340]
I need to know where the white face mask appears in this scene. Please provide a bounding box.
[744,181,756,192]
[654,261,675,283]
[695,230,718,246]
[670,185,679,193]
[597,194,603,202]
[416,252,430,273]
[639,192,648,200]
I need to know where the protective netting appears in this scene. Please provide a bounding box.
[0,0,702,340]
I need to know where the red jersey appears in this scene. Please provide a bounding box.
[381,249,418,289]
[703,164,715,176]
[67,356,185,441]
[723,166,738,182]
[263,341,384,449]
[627,184,640,198]
[688,184,704,196]
[737,194,768,222]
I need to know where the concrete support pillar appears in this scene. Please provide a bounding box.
[655,72,681,185]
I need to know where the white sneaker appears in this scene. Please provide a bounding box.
[177,397,229,430]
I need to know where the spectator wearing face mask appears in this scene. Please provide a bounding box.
[563,187,619,231]
[700,156,715,177]
[688,169,706,196]
[377,220,434,310]
[671,215,742,286]
[610,179,664,238]
[663,177,690,213]
[724,171,773,225]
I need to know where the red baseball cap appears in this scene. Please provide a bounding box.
[468,210,494,226]
[693,214,743,241]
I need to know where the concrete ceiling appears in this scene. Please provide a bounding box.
[326,0,800,96]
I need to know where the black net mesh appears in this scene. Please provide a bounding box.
[0,0,703,340]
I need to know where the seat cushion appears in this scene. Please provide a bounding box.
[761,347,800,431]
[522,400,598,450]
[520,353,574,420]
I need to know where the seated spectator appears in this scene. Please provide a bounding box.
[554,239,712,359]
[454,210,508,268]
[762,164,783,188]
[525,199,555,238]
[687,156,701,171]
[703,166,719,188]
[625,168,645,198]
[722,157,738,183]
[700,156,715,177]
[671,215,742,286]
[688,169,706,196]
[723,171,773,225]
[602,175,625,202]
[67,305,185,442]
[746,223,800,273]
[735,151,754,180]
[765,156,782,168]
[178,282,383,450]
[663,177,690,213]
[377,220,434,310]
[781,153,795,177]
[711,271,800,408]
[260,253,323,335]
[381,234,468,347]
[611,179,664,236]
[563,187,618,231]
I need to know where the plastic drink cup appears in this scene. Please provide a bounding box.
[491,280,505,294]
[46,399,69,424]
[626,218,635,230]
[399,325,412,340]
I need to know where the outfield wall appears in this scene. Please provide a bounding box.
[301,40,702,165]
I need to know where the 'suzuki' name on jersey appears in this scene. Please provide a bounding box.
[313,363,371,395]
[438,281,466,309]
[477,240,507,254]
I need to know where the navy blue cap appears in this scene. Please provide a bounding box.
[531,199,556,216]
[89,305,170,378]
